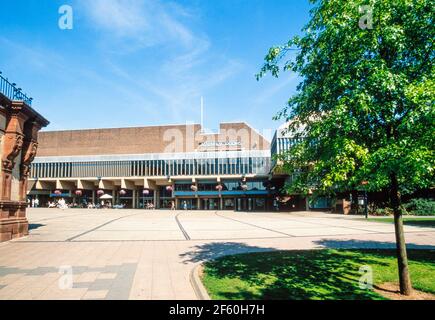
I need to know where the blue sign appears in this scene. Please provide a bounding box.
[50,193,71,197]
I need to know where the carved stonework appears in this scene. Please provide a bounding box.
[2,134,24,172]
[20,141,38,178]
[19,139,39,202]
[0,99,49,242]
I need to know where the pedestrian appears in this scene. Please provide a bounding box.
[58,198,67,210]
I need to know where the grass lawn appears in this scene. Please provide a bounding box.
[367,217,435,228]
[202,249,435,300]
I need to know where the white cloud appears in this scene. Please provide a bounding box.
[79,0,196,48]
[254,74,298,105]
[0,1,250,130]
[76,0,244,125]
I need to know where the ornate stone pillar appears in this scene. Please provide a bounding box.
[19,121,41,202]
[0,101,48,241]
[1,103,27,201]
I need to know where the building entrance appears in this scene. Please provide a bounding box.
[236,197,267,212]
[223,198,235,210]
[178,198,197,210]
[200,198,220,210]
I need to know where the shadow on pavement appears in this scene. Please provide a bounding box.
[180,242,278,264]
[314,238,435,250]
[28,224,45,231]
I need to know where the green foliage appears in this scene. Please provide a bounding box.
[258,0,435,197]
[403,198,435,215]
[202,249,435,300]
[374,207,394,216]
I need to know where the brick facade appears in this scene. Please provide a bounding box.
[37,122,270,157]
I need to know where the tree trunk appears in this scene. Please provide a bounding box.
[390,173,413,295]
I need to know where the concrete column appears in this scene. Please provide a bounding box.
[136,190,140,209]
[157,189,161,209]
[92,190,96,205]
[132,189,137,209]
[153,190,158,208]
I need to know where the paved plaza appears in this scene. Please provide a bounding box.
[0,209,434,300]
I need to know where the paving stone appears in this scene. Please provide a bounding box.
[82,290,108,300]
[73,282,93,289]
[105,286,132,300]
[97,273,117,280]
[0,267,26,277]
[27,267,58,276]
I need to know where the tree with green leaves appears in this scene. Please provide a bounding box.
[258,0,434,295]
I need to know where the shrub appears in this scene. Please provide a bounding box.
[373,207,394,216]
[403,198,435,216]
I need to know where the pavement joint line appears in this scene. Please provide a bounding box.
[252,212,404,234]
[7,230,435,244]
[65,212,146,242]
[31,212,94,223]
[175,213,191,240]
[214,211,295,238]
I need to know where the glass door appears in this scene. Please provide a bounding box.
[254,198,266,211]
[201,199,209,210]
[209,199,219,210]
[179,199,196,210]
[247,198,253,211]
[224,198,235,210]
[236,198,245,211]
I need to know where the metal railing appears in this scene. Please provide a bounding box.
[0,72,33,106]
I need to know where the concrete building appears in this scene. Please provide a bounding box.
[270,121,331,211]
[28,122,277,211]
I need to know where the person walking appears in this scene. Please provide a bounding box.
[58,198,67,210]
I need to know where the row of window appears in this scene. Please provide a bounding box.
[30,157,271,179]
[271,137,301,156]
[174,180,268,192]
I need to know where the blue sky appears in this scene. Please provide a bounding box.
[0,0,311,137]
